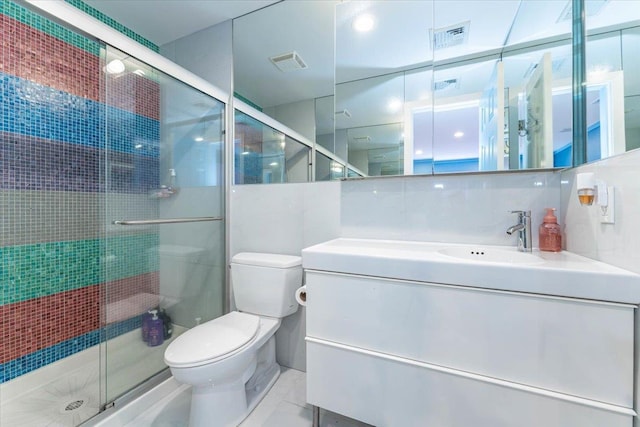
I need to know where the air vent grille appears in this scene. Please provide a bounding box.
[335,109,352,118]
[434,78,459,91]
[269,51,308,72]
[430,21,470,50]
[522,58,566,79]
[353,136,371,143]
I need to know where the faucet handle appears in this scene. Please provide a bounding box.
[510,210,531,217]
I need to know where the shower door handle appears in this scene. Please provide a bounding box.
[113,217,222,225]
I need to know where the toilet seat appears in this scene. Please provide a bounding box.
[165,312,260,368]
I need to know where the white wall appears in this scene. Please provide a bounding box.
[348,150,369,174]
[160,20,233,94]
[230,181,341,371]
[560,149,640,274]
[263,99,316,143]
[341,171,562,248]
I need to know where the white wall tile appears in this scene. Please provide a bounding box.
[341,178,406,240]
[230,183,305,256]
[342,171,561,247]
[230,181,341,372]
[561,149,640,274]
[302,181,340,248]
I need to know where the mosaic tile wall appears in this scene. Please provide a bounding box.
[0,0,161,383]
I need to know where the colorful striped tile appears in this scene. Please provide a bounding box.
[0,313,145,383]
[0,132,160,194]
[0,285,100,363]
[0,0,102,55]
[0,72,160,156]
[0,271,160,364]
[0,14,102,102]
[1,234,159,305]
[0,329,101,383]
[107,73,160,121]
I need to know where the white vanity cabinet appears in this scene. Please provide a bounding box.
[303,239,640,427]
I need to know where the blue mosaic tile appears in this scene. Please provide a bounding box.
[103,315,142,341]
[0,329,100,383]
[0,72,159,157]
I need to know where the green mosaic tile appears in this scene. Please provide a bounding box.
[0,234,159,305]
[64,0,159,53]
[1,0,101,55]
[234,92,263,112]
[104,233,160,282]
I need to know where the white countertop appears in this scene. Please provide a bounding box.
[302,238,640,304]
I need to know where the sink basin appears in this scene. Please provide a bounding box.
[302,238,640,304]
[437,247,545,265]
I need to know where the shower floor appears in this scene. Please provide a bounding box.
[0,325,185,427]
[90,368,372,427]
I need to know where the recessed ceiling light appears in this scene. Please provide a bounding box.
[388,98,403,112]
[353,14,375,32]
[454,131,464,138]
[105,59,125,74]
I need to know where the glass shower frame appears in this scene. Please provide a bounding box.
[102,46,227,405]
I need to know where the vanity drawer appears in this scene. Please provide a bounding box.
[306,271,635,407]
[307,339,634,427]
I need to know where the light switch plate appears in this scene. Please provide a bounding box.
[600,186,615,224]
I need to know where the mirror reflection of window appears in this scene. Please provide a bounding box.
[234,110,311,184]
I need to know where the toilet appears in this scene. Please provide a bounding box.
[164,252,302,427]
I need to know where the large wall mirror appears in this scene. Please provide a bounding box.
[233,0,640,180]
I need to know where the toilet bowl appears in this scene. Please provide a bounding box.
[164,252,302,427]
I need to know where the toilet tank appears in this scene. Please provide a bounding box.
[231,252,302,318]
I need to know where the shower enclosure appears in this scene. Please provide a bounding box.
[0,3,226,424]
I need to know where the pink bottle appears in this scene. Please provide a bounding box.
[539,208,562,252]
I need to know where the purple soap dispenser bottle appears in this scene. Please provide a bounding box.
[141,309,152,342]
[147,310,164,347]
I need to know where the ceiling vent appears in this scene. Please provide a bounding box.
[522,58,566,79]
[335,109,352,118]
[557,0,609,22]
[269,51,308,72]
[353,136,371,143]
[430,21,470,50]
[434,78,459,91]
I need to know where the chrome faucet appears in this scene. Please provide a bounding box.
[506,210,532,252]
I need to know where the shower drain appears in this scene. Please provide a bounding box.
[58,396,89,414]
[64,400,85,411]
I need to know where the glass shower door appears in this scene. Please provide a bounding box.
[102,46,225,404]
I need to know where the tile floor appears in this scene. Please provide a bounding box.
[120,368,372,427]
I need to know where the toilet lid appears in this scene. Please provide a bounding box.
[164,312,259,368]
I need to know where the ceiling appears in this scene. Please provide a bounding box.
[84,0,279,46]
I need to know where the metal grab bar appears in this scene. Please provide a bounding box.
[113,217,222,226]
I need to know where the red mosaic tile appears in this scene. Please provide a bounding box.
[103,272,160,323]
[0,285,100,364]
[0,272,160,363]
[0,14,100,102]
[0,14,158,120]
[107,73,160,120]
